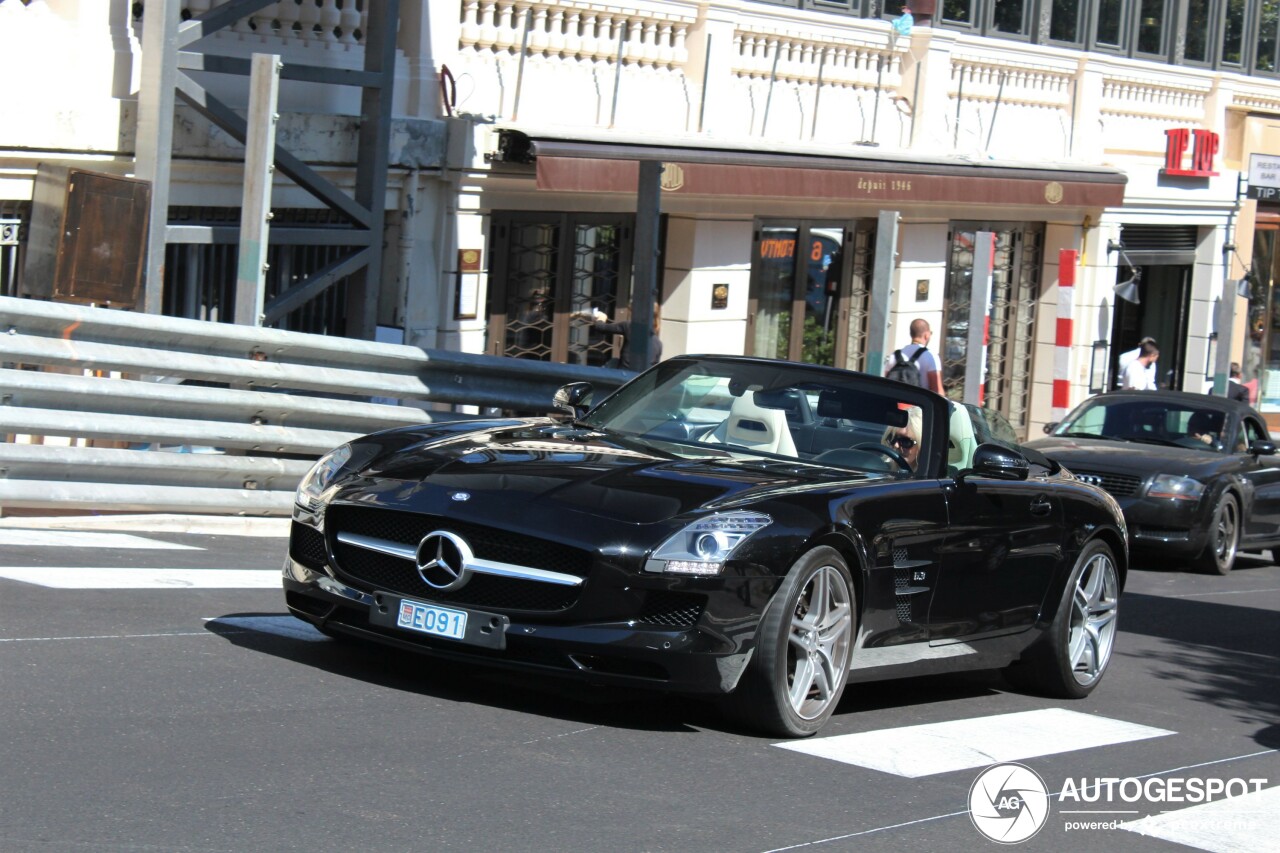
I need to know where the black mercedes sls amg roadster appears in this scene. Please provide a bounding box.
[284,355,1127,736]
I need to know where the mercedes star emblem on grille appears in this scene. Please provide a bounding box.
[415,530,473,590]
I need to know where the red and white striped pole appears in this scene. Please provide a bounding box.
[1052,249,1077,422]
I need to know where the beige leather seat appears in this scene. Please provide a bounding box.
[948,405,978,473]
[702,391,797,457]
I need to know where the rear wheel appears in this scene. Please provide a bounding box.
[726,547,855,737]
[1004,540,1119,699]
[1196,494,1239,575]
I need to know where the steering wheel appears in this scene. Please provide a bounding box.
[853,442,912,471]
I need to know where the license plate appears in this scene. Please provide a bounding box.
[395,598,467,640]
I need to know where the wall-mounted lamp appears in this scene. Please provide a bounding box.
[1089,340,1110,394]
[1108,239,1142,303]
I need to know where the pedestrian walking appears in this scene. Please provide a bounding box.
[1118,336,1158,390]
[885,318,943,394]
[1120,340,1160,390]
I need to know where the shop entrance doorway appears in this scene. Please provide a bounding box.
[487,212,636,365]
[1111,265,1191,390]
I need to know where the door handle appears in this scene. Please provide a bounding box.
[1030,497,1052,517]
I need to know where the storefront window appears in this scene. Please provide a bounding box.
[1249,229,1280,411]
[749,221,873,368]
[754,225,801,362]
[943,223,1044,440]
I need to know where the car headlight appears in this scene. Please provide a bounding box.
[645,512,773,576]
[296,444,353,510]
[1148,474,1205,502]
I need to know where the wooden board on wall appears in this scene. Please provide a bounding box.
[22,165,150,309]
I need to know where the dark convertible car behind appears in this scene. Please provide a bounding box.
[1030,389,1280,575]
[284,355,1127,736]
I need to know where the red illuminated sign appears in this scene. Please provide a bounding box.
[1163,128,1219,177]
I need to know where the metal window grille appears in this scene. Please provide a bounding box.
[162,207,358,335]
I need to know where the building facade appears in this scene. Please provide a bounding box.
[4,0,1280,436]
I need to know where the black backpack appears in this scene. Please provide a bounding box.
[886,347,927,386]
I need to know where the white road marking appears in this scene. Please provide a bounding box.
[205,615,329,642]
[0,530,202,550]
[0,630,216,643]
[758,750,1279,853]
[775,708,1175,777]
[1120,785,1280,852]
[1163,587,1280,598]
[0,567,280,589]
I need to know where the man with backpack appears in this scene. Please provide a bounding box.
[885,318,944,394]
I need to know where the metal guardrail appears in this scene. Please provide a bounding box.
[0,296,633,516]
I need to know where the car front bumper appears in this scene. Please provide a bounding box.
[1116,496,1213,558]
[283,556,768,695]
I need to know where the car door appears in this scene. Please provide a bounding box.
[927,474,1063,643]
[926,405,1064,644]
[1237,415,1280,542]
[844,481,952,651]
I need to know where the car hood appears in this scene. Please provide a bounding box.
[337,420,877,525]
[1028,436,1226,479]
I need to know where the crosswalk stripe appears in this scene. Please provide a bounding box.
[775,708,1175,777]
[0,530,202,550]
[1120,784,1280,852]
[206,615,329,642]
[0,567,280,589]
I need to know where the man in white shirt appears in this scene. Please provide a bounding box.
[1117,336,1158,390]
[1120,341,1160,390]
[884,318,944,394]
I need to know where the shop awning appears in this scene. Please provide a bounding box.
[503,131,1128,208]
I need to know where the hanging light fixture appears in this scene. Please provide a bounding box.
[1108,239,1142,304]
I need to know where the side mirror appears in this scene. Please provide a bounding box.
[1249,439,1277,457]
[961,443,1030,482]
[1042,421,1059,435]
[552,382,593,420]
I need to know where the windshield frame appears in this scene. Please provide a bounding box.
[581,356,944,478]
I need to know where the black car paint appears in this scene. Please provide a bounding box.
[285,401,1126,696]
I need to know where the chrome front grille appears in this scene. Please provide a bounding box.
[1071,469,1143,498]
[326,504,590,613]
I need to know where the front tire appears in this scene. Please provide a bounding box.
[1005,540,1119,699]
[1196,494,1239,575]
[726,547,855,737]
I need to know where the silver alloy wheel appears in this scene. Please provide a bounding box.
[1211,499,1239,570]
[786,564,854,720]
[1067,550,1119,686]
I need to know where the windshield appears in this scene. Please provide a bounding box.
[1053,397,1232,453]
[582,357,937,476]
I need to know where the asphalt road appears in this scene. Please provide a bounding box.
[1,518,1277,853]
